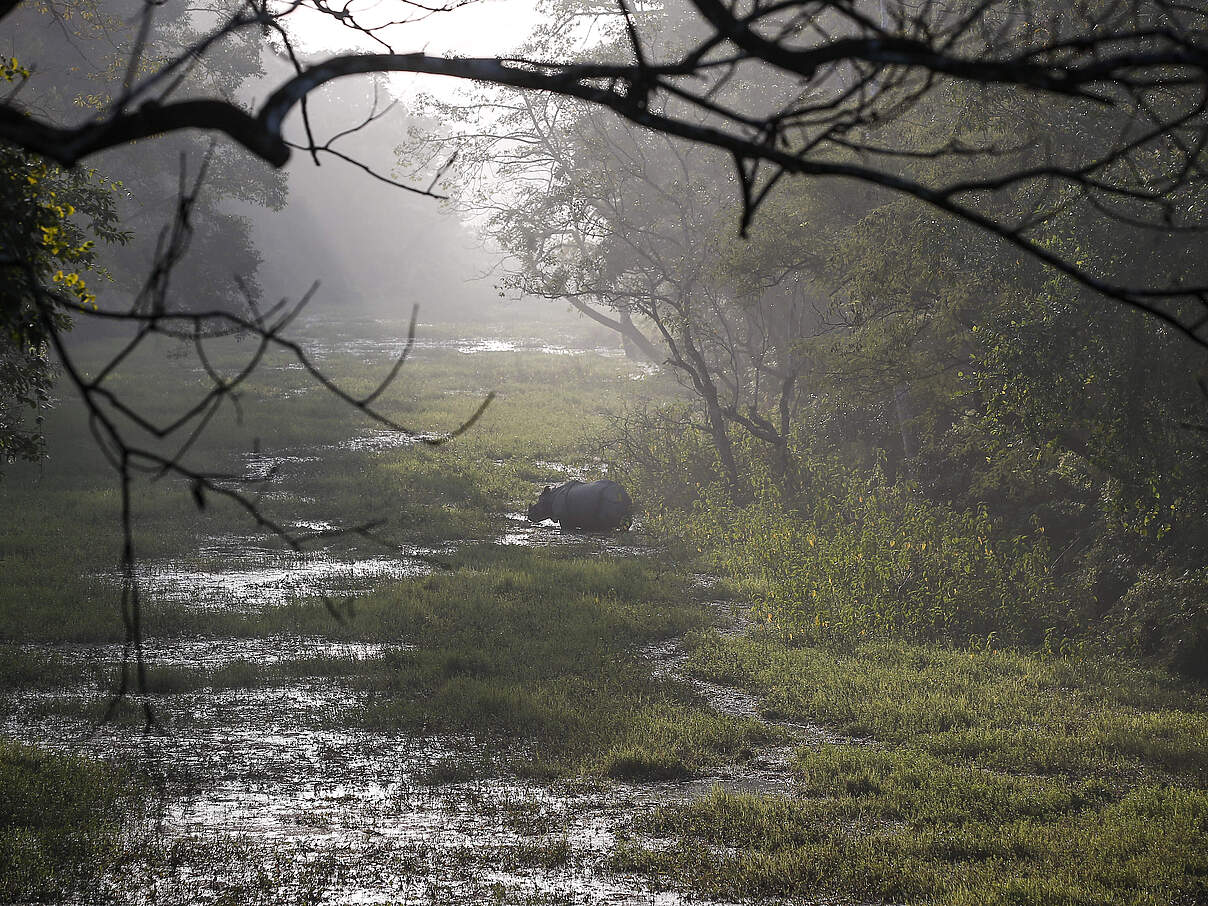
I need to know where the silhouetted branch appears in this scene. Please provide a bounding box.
[10,154,493,714]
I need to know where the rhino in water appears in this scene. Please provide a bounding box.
[526,479,633,531]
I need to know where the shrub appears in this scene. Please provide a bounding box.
[676,466,1062,645]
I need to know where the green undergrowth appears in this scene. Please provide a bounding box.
[613,629,1208,904]
[686,632,1208,781]
[615,781,1207,905]
[0,646,89,689]
[330,546,776,778]
[0,739,145,902]
[659,469,1062,648]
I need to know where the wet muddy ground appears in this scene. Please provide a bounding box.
[3,326,819,905]
[5,577,808,905]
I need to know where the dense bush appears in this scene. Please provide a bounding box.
[1111,570,1208,680]
[608,401,1205,672]
[662,464,1061,647]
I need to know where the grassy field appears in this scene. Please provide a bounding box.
[0,739,145,903]
[613,633,1208,904]
[2,318,1206,904]
[0,318,661,640]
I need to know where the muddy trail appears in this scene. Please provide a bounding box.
[3,325,836,906]
[5,554,825,905]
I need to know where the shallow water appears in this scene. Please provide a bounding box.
[20,637,402,670]
[111,545,441,611]
[497,512,653,557]
[9,326,807,905]
[12,611,801,904]
[292,317,627,364]
[5,655,790,905]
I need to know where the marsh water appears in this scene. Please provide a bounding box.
[3,318,812,906]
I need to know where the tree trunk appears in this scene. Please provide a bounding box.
[567,299,663,364]
[675,325,741,492]
[893,381,917,481]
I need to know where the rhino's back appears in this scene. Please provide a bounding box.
[554,479,632,530]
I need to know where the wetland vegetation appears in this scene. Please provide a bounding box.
[2,319,1206,905]
[4,0,1208,902]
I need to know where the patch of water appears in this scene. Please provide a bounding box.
[532,459,581,475]
[294,327,626,364]
[497,511,565,547]
[239,451,321,482]
[496,512,652,557]
[21,637,403,670]
[336,429,430,453]
[3,681,766,906]
[292,520,340,533]
[115,546,440,610]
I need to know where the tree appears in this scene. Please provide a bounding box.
[2,0,1207,339]
[7,0,286,315]
[0,57,129,462]
[410,87,821,490]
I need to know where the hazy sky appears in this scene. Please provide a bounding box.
[284,0,548,86]
[243,2,554,322]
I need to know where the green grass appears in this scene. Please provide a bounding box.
[610,630,1208,904]
[0,328,679,642]
[6,321,1208,903]
[0,739,145,902]
[615,782,1208,905]
[2,326,764,779]
[307,546,776,778]
[685,632,1208,781]
[0,646,92,689]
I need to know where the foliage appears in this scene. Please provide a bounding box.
[0,739,140,902]
[670,459,1062,646]
[972,281,1208,546]
[1112,569,1208,680]
[7,0,286,314]
[583,18,1208,667]
[611,371,1204,665]
[0,96,128,466]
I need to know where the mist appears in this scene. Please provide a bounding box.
[236,80,514,323]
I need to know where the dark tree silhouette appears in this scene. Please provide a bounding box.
[3,0,1208,340]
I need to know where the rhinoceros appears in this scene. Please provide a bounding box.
[526,479,633,531]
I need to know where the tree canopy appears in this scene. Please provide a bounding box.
[3,0,1208,341]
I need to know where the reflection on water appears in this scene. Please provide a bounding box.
[21,637,402,669]
[4,662,768,905]
[239,451,321,482]
[290,317,628,364]
[496,513,651,557]
[337,429,430,453]
[109,542,442,610]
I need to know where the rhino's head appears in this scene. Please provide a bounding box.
[527,485,555,523]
